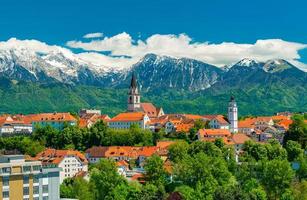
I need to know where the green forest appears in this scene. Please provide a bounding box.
[0,78,306,116]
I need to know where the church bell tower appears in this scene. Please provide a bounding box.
[228,96,238,133]
[127,73,141,112]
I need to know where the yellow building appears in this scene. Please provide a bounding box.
[0,155,60,200]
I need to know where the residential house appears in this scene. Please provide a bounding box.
[35,149,88,183]
[108,112,150,129]
[0,115,32,136]
[30,112,77,130]
[79,113,110,128]
[197,129,232,143]
[208,115,230,130]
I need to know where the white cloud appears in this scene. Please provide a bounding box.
[67,33,307,71]
[83,32,104,39]
[0,35,306,72]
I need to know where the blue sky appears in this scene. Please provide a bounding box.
[0,0,306,68]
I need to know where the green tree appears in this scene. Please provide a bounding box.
[283,115,307,148]
[144,154,168,186]
[285,140,303,162]
[168,141,189,161]
[261,159,295,199]
[90,159,127,199]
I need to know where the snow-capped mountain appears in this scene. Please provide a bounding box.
[118,54,223,91]
[0,49,306,91]
[0,48,116,85]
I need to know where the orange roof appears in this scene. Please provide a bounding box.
[109,112,147,122]
[276,119,293,130]
[254,116,273,122]
[131,173,145,183]
[231,133,250,144]
[35,148,88,165]
[238,118,255,128]
[140,103,158,118]
[213,115,229,125]
[79,113,109,128]
[86,146,157,159]
[176,123,194,132]
[198,129,231,137]
[156,141,176,150]
[116,160,129,167]
[272,115,290,121]
[138,146,158,157]
[183,114,205,120]
[202,115,217,120]
[29,112,77,122]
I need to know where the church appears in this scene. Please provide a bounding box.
[127,73,164,119]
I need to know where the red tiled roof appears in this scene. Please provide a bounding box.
[131,173,145,183]
[198,129,231,137]
[116,160,129,167]
[109,112,146,122]
[29,113,77,122]
[175,123,194,132]
[231,133,251,144]
[156,141,176,149]
[140,103,158,118]
[213,115,229,125]
[35,148,88,165]
[86,146,158,159]
[276,119,293,130]
[183,114,205,120]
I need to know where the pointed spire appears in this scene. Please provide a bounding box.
[130,72,137,89]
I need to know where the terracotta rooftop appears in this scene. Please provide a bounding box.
[29,112,77,122]
[35,148,88,165]
[231,133,251,144]
[198,129,231,137]
[140,103,158,118]
[109,112,147,122]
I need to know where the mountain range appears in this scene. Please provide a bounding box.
[0,48,306,116]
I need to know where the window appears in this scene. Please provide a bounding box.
[43,196,49,200]
[33,175,39,183]
[2,167,11,174]
[34,198,39,200]
[3,176,9,186]
[33,165,41,171]
[3,191,9,198]
[33,186,39,194]
[23,175,29,184]
[43,185,48,193]
[23,187,29,195]
[23,166,31,172]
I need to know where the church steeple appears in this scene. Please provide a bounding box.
[228,96,238,133]
[127,73,141,112]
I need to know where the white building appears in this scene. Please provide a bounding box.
[108,112,150,129]
[209,115,230,130]
[228,96,238,133]
[35,149,88,183]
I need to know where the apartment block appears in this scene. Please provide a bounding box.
[0,155,60,200]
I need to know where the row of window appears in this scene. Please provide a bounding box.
[2,187,48,199]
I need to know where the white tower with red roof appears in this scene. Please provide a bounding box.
[228,96,238,133]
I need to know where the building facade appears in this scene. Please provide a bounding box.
[35,149,88,184]
[108,112,150,129]
[0,155,60,200]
